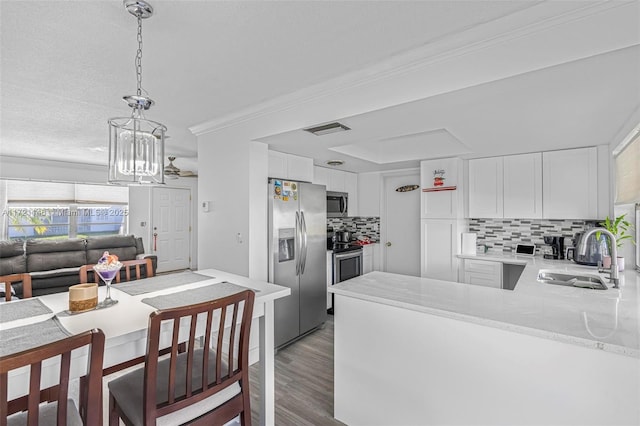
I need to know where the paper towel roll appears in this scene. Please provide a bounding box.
[461,233,477,255]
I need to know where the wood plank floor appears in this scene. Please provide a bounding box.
[250,315,345,426]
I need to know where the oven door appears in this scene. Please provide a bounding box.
[333,250,363,284]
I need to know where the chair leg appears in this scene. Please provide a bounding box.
[109,392,119,426]
[241,381,252,426]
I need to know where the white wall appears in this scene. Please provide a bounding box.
[197,132,252,275]
[249,142,268,281]
[357,172,382,217]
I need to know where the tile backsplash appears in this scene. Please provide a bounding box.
[468,218,599,254]
[327,217,380,242]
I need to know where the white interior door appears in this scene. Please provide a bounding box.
[152,187,191,273]
[383,172,421,276]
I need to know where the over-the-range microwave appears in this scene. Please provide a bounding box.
[327,191,348,218]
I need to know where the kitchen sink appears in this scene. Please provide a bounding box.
[537,270,608,290]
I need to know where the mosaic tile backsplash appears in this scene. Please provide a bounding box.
[468,218,600,254]
[327,217,380,242]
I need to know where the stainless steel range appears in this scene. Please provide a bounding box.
[329,242,363,314]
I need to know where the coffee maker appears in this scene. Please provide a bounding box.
[543,236,565,260]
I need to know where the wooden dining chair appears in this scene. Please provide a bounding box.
[108,290,255,426]
[0,273,32,301]
[0,328,105,426]
[79,258,154,284]
[80,258,180,378]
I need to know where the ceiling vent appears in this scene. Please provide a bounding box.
[304,122,350,136]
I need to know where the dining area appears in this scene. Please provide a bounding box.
[0,265,290,425]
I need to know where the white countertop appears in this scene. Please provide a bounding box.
[329,256,640,358]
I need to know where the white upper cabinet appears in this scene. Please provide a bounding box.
[313,166,330,188]
[329,170,346,192]
[468,157,503,218]
[503,153,542,219]
[344,172,358,217]
[543,147,598,219]
[420,158,463,219]
[268,151,288,180]
[268,151,313,182]
[358,173,381,217]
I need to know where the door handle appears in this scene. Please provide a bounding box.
[295,212,301,276]
[300,211,308,274]
[341,196,348,215]
[386,241,392,247]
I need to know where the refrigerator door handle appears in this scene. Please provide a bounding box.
[295,211,301,276]
[300,211,308,274]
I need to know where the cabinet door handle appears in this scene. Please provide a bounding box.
[386,241,392,247]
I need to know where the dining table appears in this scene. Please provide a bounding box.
[0,268,290,426]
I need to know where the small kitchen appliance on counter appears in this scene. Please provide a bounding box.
[543,236,565,260]
[335,229,352,243]
[567,231,609,266]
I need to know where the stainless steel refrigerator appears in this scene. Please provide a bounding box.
[268,178,327,348]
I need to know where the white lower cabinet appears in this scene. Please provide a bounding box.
[462,259,502,288]
[421,219,459,282]
[363,245,374,274]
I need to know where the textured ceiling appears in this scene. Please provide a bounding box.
[0,0,540,171]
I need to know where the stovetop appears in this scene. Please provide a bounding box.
[330,242,363,253]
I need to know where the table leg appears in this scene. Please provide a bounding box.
[259,300,275,426]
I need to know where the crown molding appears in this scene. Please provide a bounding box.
[190,1,633,136]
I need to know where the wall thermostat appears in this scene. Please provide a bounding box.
[515,244,536,256]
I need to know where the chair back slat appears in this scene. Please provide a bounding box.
[215,305,227,384]
[121,259,154,281]
[228,301,240,374]
[141,290,255,423]
[0,273,32,301]
[201,307,214,389]
[185,314,198,398]
[1,329,105,426]
[167,317,181,405]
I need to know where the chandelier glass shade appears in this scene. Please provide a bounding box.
[107,0,165,185]
[108,111,166,184]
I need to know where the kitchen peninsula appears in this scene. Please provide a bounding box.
[329,263,640,426]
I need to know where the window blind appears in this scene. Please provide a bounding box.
[6,181,75,201]
[3,181,128,204]
[615,133,640,204]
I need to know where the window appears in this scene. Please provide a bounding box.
[615,127,640,204]
[1,180,128,240]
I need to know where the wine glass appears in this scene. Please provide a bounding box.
[95,266,120,307]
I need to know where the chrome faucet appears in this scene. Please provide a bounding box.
[579,228,619,288]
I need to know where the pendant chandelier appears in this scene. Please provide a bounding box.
[108,0,166,185]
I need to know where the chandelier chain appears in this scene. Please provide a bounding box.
[136,15,143,97]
